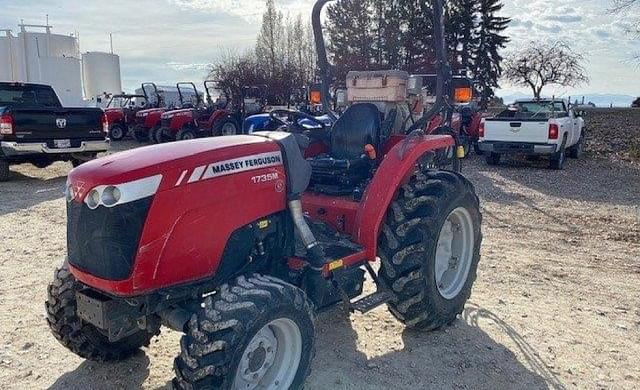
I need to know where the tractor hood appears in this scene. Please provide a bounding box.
[67,135,282,203]
[161,108,194,119]
[136,107,165,117]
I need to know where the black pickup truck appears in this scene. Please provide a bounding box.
[0,82,110,181]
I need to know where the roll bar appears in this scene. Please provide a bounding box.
[311,0,452,129]
[176,82,201,107]
[141,82,161,107]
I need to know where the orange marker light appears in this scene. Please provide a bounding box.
[364,144,377,160]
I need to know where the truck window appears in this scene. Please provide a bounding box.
[0,85,62,108]
[497,101,567,120]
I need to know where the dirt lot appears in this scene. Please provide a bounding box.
[1,115,639,389]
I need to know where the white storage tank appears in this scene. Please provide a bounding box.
[82,51,122,99]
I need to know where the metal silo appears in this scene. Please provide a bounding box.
[82,51,123,100]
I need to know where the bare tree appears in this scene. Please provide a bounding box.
[503,41,589,99]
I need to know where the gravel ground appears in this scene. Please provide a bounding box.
[0,117,639,389]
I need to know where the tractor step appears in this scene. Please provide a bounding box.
[351,290,394,313]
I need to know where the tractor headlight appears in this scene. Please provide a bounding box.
[101,186,122,207]
[83,175,162,209]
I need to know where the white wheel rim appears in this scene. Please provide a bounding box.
[233,318,302,390]
[222,123,237,136]
[434,207,475,300]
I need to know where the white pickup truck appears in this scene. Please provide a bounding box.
[478,99,585,169]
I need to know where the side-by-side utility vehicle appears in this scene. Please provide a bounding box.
[46,1,482,389]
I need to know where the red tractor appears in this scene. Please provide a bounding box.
[158,81,239,142]
[103,92,150,141]
[410,74,486,156]
[46,1,482,389]
[131,83,170,143]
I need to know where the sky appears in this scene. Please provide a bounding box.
[1,0,639,98]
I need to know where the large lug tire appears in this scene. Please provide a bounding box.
[132,126,148,143]
[109,124,126,141]
[176,128,197,141]
[0,159,10,182]
[173,274,315,390]
[214,118,239,136]
[486,152,501,166]
[550,146,566,170]
[148,126,162,143]
[378,170,482,330]
[45,265,159,362]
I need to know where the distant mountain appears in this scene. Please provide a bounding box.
[497,92,636,108]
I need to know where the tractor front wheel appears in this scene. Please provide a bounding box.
[378,170,482,330]
[45,265,159,361]
[173,274,315,390]
[109,124,126,141]
[176,128,197,141]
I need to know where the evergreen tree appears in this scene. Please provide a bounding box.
[446,0,480,73]
[473,0,510,106]
[325,0,374,80]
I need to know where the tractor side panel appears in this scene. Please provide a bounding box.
[133,164,287,293]
[169,113,194,131]
[145,111,163,128]
[354,134,454,259]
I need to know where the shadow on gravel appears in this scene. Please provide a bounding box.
[308,303,561,390]
[0,173,67,216]
[47,352,151,390]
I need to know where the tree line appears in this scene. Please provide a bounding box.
[209,0,510,105]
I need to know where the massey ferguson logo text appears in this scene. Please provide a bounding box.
[56,118,67,128]
[175,152,283,186]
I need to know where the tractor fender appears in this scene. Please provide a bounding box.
[355,134,454,259]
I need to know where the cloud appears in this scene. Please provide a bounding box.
[545,14,582,23]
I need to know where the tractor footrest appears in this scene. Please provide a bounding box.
[351,290,394,313]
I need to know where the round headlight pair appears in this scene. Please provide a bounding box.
[85,186,122,209]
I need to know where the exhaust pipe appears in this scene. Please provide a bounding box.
[288,199,326,270]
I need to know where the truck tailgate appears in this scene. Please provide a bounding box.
[484,119,549,143]
[11,108,104,142]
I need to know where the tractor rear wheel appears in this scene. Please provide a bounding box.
[173,274,315,390]
[45,264,159,361]
[378,170,482,330]
[214,118,239,136]
[132,126,148,143]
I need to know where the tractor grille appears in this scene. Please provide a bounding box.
[160,118,171,128]
[67,197,153,281]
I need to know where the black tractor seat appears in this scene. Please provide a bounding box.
[308,103,383,194]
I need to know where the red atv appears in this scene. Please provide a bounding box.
[46,1,482,389]
[158,81,239,142]
[131,83,172,143]
[103,92,150,141]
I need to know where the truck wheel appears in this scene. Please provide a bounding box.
[0,159,10,182]
[45,265,159,362]
[173,274,315,390]
[550,147,566,170]
[486,152,501,166]
[109,124,126,141]
[176,128,197,141]
[71,153,97,168]
[378,170,482,330]
[214,118,239,136]
[568,133,585,159]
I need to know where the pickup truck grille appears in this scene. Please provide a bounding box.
[67,197,152,281]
